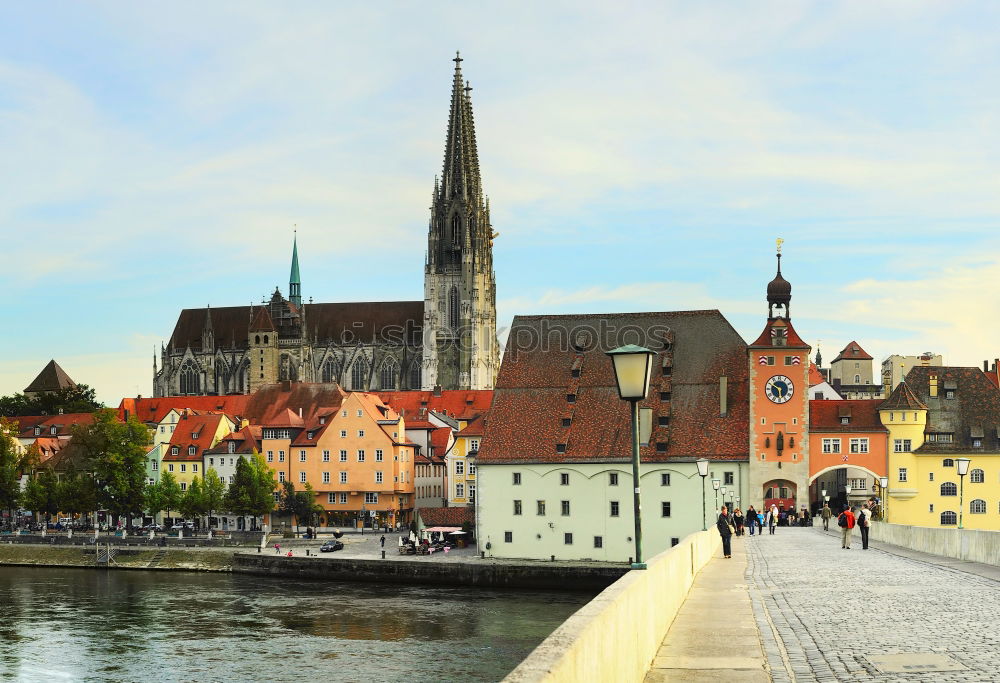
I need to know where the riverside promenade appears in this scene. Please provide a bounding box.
[645,528,1000,682]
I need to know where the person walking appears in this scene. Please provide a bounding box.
[821,502,832,531]
[746,506,757,536]
[716,506,733,559]
[857,503,871,549]
[838,505,856,549]
[733,509,745,537]
[768,505,778,535]
[380,535,386,549]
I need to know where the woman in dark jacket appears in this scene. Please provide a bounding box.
[716,506,733,558]
[733,509,745,536]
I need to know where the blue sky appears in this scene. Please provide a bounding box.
[2,1,1000,404]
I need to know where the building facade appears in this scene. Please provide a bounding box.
[881,353,943,391]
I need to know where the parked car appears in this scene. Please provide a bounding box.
[319,540,344,553]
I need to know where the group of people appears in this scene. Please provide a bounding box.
[714,500,876,558]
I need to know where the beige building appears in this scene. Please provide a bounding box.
[881,353,942,391]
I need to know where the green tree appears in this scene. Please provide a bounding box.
[71,409,150,529]
[203,467,225,531]
[19,477,47,521]
[0,418,21,521]
[225,453,276,531]
[59,469,97,521]
[143,479,164,521]
[157,472,182,523]
[280,481,322,535]
[179,476,205,526]
[0,384,103,417]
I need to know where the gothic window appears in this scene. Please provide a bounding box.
[451,214,461,246]
[322,357,339,383]
[379,360,398,390]
[351,357,369,391]
[180,360,200,395]
[448,286,460,329]
[409,362,421,390]
[237,361,247,392]
[215,365,226,394]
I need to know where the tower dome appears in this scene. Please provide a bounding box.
[767,249,791,318]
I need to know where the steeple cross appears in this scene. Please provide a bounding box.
[453,51,462,67]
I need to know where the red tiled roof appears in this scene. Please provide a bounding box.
[117,395,251,425]
[832,341,873,362]
[479,311,749,465]
[248,306,276,333]
[206,425,261,455]
[242,383,346,425]
[417,506,473,527]
[377,390,493,422]
[456,416,484,438]
[165,413,231,461]
[809,400,887,432]
[17,413,96,439]
[808,363,825,386]
[748,317,810,349]
[33,437,65,463]
[879,381,927,411]
[430,427,454,456]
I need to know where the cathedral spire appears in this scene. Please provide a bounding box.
[289,229,302,307]
[439,51,483,206]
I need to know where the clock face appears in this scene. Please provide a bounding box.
[765,375,794,403]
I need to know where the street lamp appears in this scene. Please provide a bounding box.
[844,484,852,511]
[712,478,721,513]
[607,344,655,570]
[956,458,971,529]
[878,476,889,522]
[696,459,709,531]
[720,487,727,515]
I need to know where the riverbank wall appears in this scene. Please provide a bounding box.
[870,522,1000,566]
[232,553,627,591]
[0,544,235,571]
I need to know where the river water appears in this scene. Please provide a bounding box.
[0,567,590,682]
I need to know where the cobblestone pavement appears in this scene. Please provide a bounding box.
[743,528,1000,682]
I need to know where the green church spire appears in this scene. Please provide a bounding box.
[289,230,302,307]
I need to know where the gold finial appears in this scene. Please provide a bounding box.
[776,237,784,254]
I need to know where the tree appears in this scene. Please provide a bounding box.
[71,409,150,529]
[0,384,102,417]
[280,481,322,535]
[203,467,225,530]
[0,418,21,521]
[143,479,164,522]
[179,476,205,526]
[19,478,47,521]
[157,472,182,523]
[225,453,276,531]
[59,469,97,521]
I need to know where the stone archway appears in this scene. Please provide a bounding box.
[763,479,797,511]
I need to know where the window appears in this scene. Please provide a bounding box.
[278,472,285,483]
[192,464,198,473]
[273,492,280,502]
[556,443,567,453]
[376,472,383,484]
[323,472,330,484]
[513,500,522,515]
[970,499,986,514]
[945,390,955,399]
[940,511,957,526]
[940,482,957,496]
[661,473,671,486]
[328,493,335,504]
[822,438,841,454]
[448,285,460,328]
[470,439,480,452]
[227,475,233,484]
[357,410,363,417]
[560,473,569,485]
[340,472,348,483]
[351,359,369,390]
[929,472,934,481]
[168,464,174,472]
[973,439,983,448]
[723,472,733,485]
[456,461,465,475]
[297,450,305,462]
[307,432,314,440]
[357,450,365,462]
[228,442,236,454]
[609,472,619,486]
[267,450,273,462]
[365,492,378,504]
[358,430,365,438]
[375,449,383,462]
[468,464,476,476]
[566,394,576,403]
[504,531,513,543]
[513,472,522,485]
[561,500,570,516]
[278,451,285,462]
[340,493,347,504]
[151,461,158,471]
[564,533,573,545]
[898,468,907,482]
[536,500,546,516]
[340,450,348,462]
[894,439,912,453]
[942,458,954,467]
[340,430,347,438]
[661,502,671,517]
[299,472,307,483]
[180,464,186,472]
[610,501,620,517]
[970,469,985,483]
[323,450,330,462]
[784,356,796,365]
[594,536,603,548]
[840,417,850,425]
[180,482,187,491]
[171,446,179,456]
[929,504,934,512]
[849,438,869,454]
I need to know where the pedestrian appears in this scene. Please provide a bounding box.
[857,503,871,549]
[821,502,832,531]
[746,506,757,536]
[733,509,744,537]
[275,542,281,555]
[380,535,386,548]
[716,506,733,559]
[287,550,293,557]
[838,505,856,549]
[768,505,778,535]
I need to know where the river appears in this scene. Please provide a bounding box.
[0,566,590,682]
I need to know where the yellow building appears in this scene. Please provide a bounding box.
[448,416,483,507]
[883,368,1000,529]
[162,412,235,492]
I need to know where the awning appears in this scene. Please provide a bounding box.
[422,526,461,533]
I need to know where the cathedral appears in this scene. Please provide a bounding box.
[153,55,499,397]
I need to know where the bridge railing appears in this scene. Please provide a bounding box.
[504,530,721,683]
[870,522,1000,566]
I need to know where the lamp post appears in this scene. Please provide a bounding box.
[844,484,852,511]
[878,476,889,522]
[720,486,727,514]
[712,479,721,513]
[606,344,656,570]
[696,459,709,531]
[956,458,971,529]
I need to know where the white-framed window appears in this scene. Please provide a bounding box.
[273,492,280,502]
[898,467,907,482]
[209,457,214,467]
[456,483,464,497]
[323,472,330,484]
[536,500,545,515]
[151,461,158,471]
[940,511,957,525]
[468,464,476,476]
[323,450,330,462]
[358,430,365,438]
[328,493,335,504]
[192,464,198,473]
[822,438,841,454]
[299,472,306,484]
[513,500,522,515]
[940,482,957,496]
[893,439,912,453]
[970,469,985,483]
[278,471,285,483]
[228,475,233,484]
[357,450,365,462]
[849,438,869,454]
[375,449,383,462]
[267,450,273,462]
[456,461,465,475]
[299,450,306,462]
[278,451,285,462]
[340,471,348,483]
[340,450,348,462]
[560,472,569,485]
[970,499,986,514]
[365,492,378,504]
[168,464,174,472]
[180,464,186,472]
[470,439,480,451]
[376,471,383,484]
[661,502,671,517]
[340,493,347,504]
[180,482,187,491]
[357,410,363,417]
[228,442,236,454]
[340,430,347,438]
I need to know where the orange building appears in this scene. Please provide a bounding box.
[808,400,888,509]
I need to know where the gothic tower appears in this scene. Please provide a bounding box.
[422,53,499,390]
[748,242,811,512]
[289,232,302,308]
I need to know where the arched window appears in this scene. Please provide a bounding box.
[970,499,986,514]
[451,214,461,245]
[351,357,369,390]
[180,361,200,395]
[279,354,296,381]
[322,357,339,383]
[237,361,247,392]
[409,362,421,390]
[942,458,954,467]
[854,374,860,383]
[940,482,957,496]
[970,468,985,483]
[448,286,460,329]
[379,360,398,390]
[940,511,957,525]
[255,335,260,344]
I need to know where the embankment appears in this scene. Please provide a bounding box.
[0,544,235,572]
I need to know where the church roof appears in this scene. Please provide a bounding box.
[24,360,77,394]
[249,306,275,333]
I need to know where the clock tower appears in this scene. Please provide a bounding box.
[748,242,811,513]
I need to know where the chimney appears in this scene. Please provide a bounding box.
[719,376,728,416]
[298,407,303,418]
[985,360,989,373]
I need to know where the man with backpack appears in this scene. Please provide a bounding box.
[857,503,871,549]
[838,505,856,549]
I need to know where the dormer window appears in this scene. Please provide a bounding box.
[566,394,576,403]
[319,417,326,425]
[228,441,236,454]
[188,446,196,456]
[561,418,571,427]
[33,427,41,436]
[771,328,787,347]
[307,431,314,440]
[50,426,57,435]
[171,446,179,455]
[840,417,850,424]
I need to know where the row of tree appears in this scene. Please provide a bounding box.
[0,384,103,417]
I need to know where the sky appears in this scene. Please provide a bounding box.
[2,1,1000,405]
